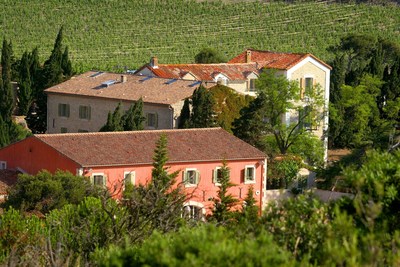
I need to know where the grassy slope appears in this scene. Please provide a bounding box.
[1,0,399,71]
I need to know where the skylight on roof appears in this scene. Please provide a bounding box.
[165,79,177,85]
[189,81,201,87]
[139,76,153,82]
[102,80,116,87]
[90,71,104,78]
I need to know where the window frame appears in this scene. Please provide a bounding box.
[247,78,256,92]
[91,173,107,187]
[213,167,222,186]
[0,161,6,170]
[58,103,70,118]
[183,168,200,187]
[123,171,136,190]
[146,112,158,129]
[244,165,256,184]
[79,105,91,120]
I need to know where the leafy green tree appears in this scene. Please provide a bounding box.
[234,71,324,156]
[0,39,14,124]
[189,85,217,128]
[194,47,226,63]
[178,98,191,129]
[16,52,33,115]
[95,225,294,267]
[122,98,145,131]
[4,170,97,214]
[210,161,238,224]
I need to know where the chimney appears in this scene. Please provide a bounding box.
[246,50,252,63]
[121,75,127,83]
[150,56,158,69]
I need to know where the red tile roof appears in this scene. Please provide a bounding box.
[228,49,332,70]
[35,128,266,167]
[45,71,215,105]
[0,170,18,195]
[138,63,258,81]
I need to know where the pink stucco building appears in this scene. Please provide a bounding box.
[0,128,267,216]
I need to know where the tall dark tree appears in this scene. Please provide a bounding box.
[123,98,145,131]
[178,98,191,129]
[0,39,14,124]
[42,26,64,89]
[367,42,384,78]
[61,46,73,77]
[0,117,10,148]
[16,52,33,115]
[190,85,216,128]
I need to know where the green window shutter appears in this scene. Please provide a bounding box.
[182,171,187,184]
[155,113,158,128]
[66,104,70,117]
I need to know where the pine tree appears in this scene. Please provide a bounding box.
[241,186,259,223]
[211,161,238,224]
[123,98,145,131]
[190,85,216,128]
[17,52,33,115]
[0,39,14,124]
[178,98,191,129]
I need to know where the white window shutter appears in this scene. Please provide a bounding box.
[103,175,107,187]
[213,169,217,183]
[195,171,200,184]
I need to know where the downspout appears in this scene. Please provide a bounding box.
[261,157,268,214]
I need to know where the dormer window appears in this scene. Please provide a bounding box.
[247,79,256,92]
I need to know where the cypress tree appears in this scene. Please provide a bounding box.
[0,39,14,124]
[17,52,32,115]
[0,117,10,148]
[61,46,73,78]
[123,98,145,131]
[42,27,64,89]
[100,103,124,132]
[190,85,216,128]
[368,42,384,78]
[178,98,191,129]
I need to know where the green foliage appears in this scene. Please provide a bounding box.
[178,98,191,129]
[194,47,226,63]
[96,225,294,267]
[4,170,97,214]
[122,98,145,131]
[122,134,187,241]
[210,84,252,133]
[262,194,330,260]
[101,101,146,132]
[344,150,400,232]
[16,52,33,115]
[189,85,217,128]
[210,161,238,224]
[0,39,14,124]
[0,117,10,148]
[267,155,301,189]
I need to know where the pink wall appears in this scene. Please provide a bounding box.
[0,137,79,175]
[85,159,265,213]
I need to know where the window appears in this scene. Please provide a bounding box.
[0,161,6,170]
[79,105,91,120]
[91,173,107,187]
[247,79,256,92]
[60,127,68,133]
[183,205,203,220]
[183,169,199,187]
[146,112,158,128]
[213,167,223,185]
[305,77,314,95]
[124,171,135,190]
[244,165,256,184]
[298,106,317,131]
[58,103,70,117]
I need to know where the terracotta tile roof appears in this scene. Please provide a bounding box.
[138,63,258,81]
[45,71,214,105]
[228,49,332,70]
[35,128,266,167]
[0,170,18,195]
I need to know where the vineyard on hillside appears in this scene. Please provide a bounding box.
[1,0,399,72]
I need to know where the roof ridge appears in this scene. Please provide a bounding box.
[35,127,223,138]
